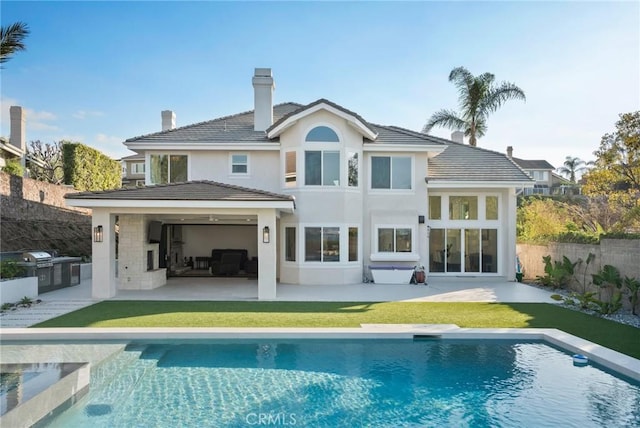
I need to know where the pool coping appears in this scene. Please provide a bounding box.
[1,325,639,382]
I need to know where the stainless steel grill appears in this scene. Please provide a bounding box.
[23,251,53,268]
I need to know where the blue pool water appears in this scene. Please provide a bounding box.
[45,340,639,427]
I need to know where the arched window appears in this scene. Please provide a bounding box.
[305,126,339,142]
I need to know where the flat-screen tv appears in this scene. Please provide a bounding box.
[148,221,163,243]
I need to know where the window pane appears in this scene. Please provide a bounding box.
[392,157,411,189]
[446,229,461,272]
[348,227,358,261]
[285,151,296,187]
[150,155,168,184]
[232,164,248,174]
[322,227,340,262]
[429,228,445,272]
[396,228,412,252]
[305,227,321,261]
[465,229,480,273]
[285,227,296,262]
[348,152,358,187]
[232,154,248,174]
[482,229,498,273]
[323,151,340,186]
[305,151,321,185]
[486,196,498,220]
[170,155,187,182]
[449,196,478,220]
[371,157,390,189]
[305,126,339,142]
[378,228,394,252]
[429,196,441,220]
[232,154,247,164]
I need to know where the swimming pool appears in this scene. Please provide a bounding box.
[34,338,640,427]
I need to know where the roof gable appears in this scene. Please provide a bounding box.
[266,99,377,140]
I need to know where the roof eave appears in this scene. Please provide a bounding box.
[426,180,535,189]
[124,142,281,151]
[65,198,295,210]
[364,144,446,153]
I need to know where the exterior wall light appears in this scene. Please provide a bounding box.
[94,225,104,242]
[263,226,270,243]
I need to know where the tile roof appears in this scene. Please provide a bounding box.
[65,181,295,201]
[125,103,303,143]
[512,157,555,169]
[122,99,532,183]
[428,142,533,182]
[120,153,144,161]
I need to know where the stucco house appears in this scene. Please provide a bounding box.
[66,68,534,300]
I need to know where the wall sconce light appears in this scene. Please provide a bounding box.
[93,225,104,242]
[263,226,270,243]
[418,215,425,224]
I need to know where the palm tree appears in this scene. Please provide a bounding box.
[0,22,30,66]
[423,66,526,146]
[558,156,586,183]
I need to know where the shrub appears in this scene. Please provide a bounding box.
[1,158,23,176]
[0,260,26,279]
[62,142,121,191]
[536,255,577,288]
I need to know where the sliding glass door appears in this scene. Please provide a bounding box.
[429,228,498,274]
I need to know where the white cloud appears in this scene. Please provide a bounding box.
[91,133,128,159]
[0,96,60,134]
[73,110,104,120]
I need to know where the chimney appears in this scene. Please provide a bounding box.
[506,146,513,158]
[162,110,176,131]
[9,106,26,168]
[451,131,464,144]
[252,68,275,132]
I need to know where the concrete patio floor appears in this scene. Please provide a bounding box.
[0,276,557,328]
[113,276,558,303]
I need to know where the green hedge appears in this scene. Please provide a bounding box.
[62,143,120,191]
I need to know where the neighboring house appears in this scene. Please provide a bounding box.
[120,153,146,187]
[507,147,555,196]
[551,172,579,195]
[0,106,44,174]
[66,68,534,300]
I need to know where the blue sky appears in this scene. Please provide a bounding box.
[1,1,638,171]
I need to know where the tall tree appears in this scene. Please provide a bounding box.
[27,140,64,184]
[558,156,587,183]
[0,22,30,66]
[423,66,526,146]
[583,111,640,231]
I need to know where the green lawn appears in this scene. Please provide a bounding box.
[33,301,640,359]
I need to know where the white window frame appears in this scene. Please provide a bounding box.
[131,162,145,174]
[283,150,297,188]
[146,152,189,185]
[429,193,502,224]
[370,224,419,262]
[229,153,250,177]
[303,225,341,263]
[346,150,360,189]
[283,226,297,263]
[302,123,342,189]
[369,155,414,192]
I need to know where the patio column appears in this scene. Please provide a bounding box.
[91,209,117,299]
[506,188,517,281]
[257,209,277,300]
